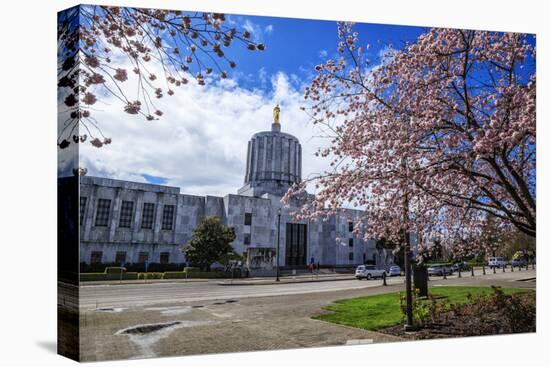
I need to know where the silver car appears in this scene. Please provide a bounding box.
[388,265,401,276]
[355,265,386,280]
[427,264,453,276]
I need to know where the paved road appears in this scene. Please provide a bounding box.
[77,268,535,309]
[75,268,535,361]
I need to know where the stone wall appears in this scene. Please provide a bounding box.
[79,176,391,270]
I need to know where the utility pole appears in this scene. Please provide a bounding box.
[276,208,281,282]
[403,193,414,330]
[402,157,414,331]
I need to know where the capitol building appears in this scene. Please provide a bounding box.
[79,108,394,273]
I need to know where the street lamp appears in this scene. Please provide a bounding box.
[276,207,281,282]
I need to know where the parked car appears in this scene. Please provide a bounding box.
[488,257,507,268]
[510,258,527,267]
[388,265,401,276]
[355,265,386,280]
[451,262,470,272]
[427,264,453,276]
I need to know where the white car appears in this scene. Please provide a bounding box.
[388,265,401,276]
[488,257,507,268]
[355,265,386,280]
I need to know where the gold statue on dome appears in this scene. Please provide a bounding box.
[273,104,281,124]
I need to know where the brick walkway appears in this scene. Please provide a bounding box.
[79,285,403,361]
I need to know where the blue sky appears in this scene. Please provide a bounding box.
[223,14,427,90]
[72,9,432,195]
[69,7,534,198]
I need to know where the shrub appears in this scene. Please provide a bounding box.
[165,270,241,279]
[80,262,186,273]
[463,287,536,334]
[80,272,138,281]
[400,288,434,326]
[137,272,164,280]
[424,287,535,335]
[145,263,185,272]
[104,266,126,274]
[184,267,200,273]
[164,271,189,279]
[186,271,232,279]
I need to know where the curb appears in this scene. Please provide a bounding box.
[79,279,210,286]
[217,276,357,286]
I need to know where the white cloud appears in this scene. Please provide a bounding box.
[258,67,268,86]
[242,19,273,42]
[79,67,331,198]
[318,49,328,58]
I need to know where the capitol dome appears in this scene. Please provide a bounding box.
[238,106,302,197]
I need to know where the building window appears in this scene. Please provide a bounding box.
[244,212,252,226]
[80,196,87,226]
[244,233,251,245]
[138,252,149,263]
[115,251,127,265]
[119,201,134,228]
[141,203,155,229]
[349,238,354,247]
[160,252,170,264]
[162,205,175,230]
[348,221,354,232]
[349,252,354,261]
[94,199,111,227]
[90,251,103,264]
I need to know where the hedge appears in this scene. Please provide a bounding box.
[80,272,139,281]
[105,267,126,274]
[80,270,243,281]
[165,270,242,279]
[80,262,185,273]
[187,271,237,279]
[184,267,200,273]
[163,271,189,279]
[137,272,165,280]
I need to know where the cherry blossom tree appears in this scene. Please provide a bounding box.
[283,23,534,329]
[284,23,535,259]
[58,5,264,150]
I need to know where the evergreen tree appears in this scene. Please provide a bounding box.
[182,217,236,271]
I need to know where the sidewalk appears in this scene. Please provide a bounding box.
[79,278,210,286]
[79,272,356,286]
[218,273,355,285]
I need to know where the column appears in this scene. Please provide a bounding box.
[108,187,122,242]
[83,184,98,241]
[131,190,145,243]
[153,192,164,243]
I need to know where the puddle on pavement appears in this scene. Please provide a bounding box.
[145,306,192,316]
[120,321,181,335]
[115,320,216,358]
[95,307,126,313]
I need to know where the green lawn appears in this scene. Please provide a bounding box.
[313,286,530,331]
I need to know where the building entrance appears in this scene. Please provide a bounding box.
[285,223,307,266]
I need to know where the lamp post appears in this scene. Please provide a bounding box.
[276,208,281,282]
